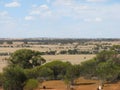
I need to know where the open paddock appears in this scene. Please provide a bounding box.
[0,54,95,72]
[42,54,95,64]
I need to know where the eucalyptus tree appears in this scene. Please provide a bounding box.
[9,49,46,69]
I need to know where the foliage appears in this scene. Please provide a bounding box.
[111,45,120,53]
[80,50,120,83]
[24,68,38,79]
[96,50,117,62]
[0,73,4,86]
[80,59,97,78]
[6,41,13,44]
[38,66,54,80]
[2,48,120,90]
[44,61,71,79]
[95,50,120,83]
[24,79,38,90]
[96,60,120,82]
[9,49,46,69]
[59,50,68,54]
[68,49,78,54]
[65,64,81,85]
[45,51,56,55]
[3,66,27,90]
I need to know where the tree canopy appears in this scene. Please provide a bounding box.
[3,66,27,90]
[9,49,46,69]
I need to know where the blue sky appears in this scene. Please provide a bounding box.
[0,0,120,38]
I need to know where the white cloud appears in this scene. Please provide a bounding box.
[30,4,50,15]
[25,16,34,21]
[84,17,102,22]
[0,11,8,16]
[25,0,120,22]
[95,17,102,22]
[0,11,17,32]
[53,1,120,22]
[5,1,21,7]
[29,4,52,18]
[52,0,92,18]
[53,0,74,6]
[86,0,107,2]
[75,5,88,10]
[30,10,40,15]
[40,4,49,10]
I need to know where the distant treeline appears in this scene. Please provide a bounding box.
[0,52,12,56]
[0,50,92,56]
[0,38,120,44]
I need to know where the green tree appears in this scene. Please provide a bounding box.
[96,50,117,62]
[64,64,81,90]
[80,59,97,78]
[3,66,27,90]
[95,50,120,88]
[111,45,120,54]
[38,67,54,80]
[0,73,4,86]
[68,49,78,54]
[65,64,81,85]
[24,79,38,90]
[9,49,46,69]
[96,60,119,85]
[44,61,71,79]
[24,68,38,79]
[60,50,67,54]
[6,41,13,44]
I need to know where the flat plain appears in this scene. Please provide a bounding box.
[0,39,120,90]
[0,39,120,72]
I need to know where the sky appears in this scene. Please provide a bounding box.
[0,0,120,38]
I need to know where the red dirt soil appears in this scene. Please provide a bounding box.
[0,78,120,90]
[36,77,120,90]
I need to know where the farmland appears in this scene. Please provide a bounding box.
[42,54,95,64]
[0,38,120,72]
[0,38,120,90]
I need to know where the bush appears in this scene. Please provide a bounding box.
[24,79,39,90]
[38,67,54,80]
[9,49,46,69]
[80,59,97,78]
[44,61,71,79]
[24,68,39,79]
[3,66,27,90]
[0,73,4,86]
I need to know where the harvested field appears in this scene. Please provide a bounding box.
[0,56,8,72]
[42,54,95,64]
[0,54,95,72]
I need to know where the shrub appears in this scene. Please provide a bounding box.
[0,73,4,86]
[3,66,27,90]
[24,79,38,90]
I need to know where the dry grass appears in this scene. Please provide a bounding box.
[42,55,95,64]
[0,54,95,72]
[0,56,9,72]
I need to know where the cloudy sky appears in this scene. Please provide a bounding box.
[0,0,120,38]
